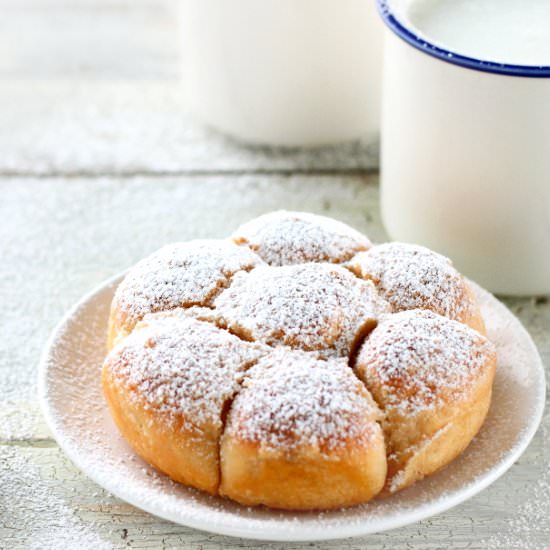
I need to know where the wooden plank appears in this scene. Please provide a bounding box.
[0,401,52,443]
[0,82,378,176]
[0,429,547,549]
[1,173,549,548]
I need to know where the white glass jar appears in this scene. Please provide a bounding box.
[379,0,550,295]
[180,0,384,146]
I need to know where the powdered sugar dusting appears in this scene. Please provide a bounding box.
[213,263,391,357]
[232,210,371,266]
[143,305,219,324]
[356,310,496,415]
[38,276,546,539]
[225,348,381,452]
[111,239,263,331]
[348,243,474,321]
[0,446,111,550]
[104,317,266,429]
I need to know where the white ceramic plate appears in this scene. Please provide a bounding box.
[39,274,545,542]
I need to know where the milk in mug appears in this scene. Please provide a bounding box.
[406,0,550,65]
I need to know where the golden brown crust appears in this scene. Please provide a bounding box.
[103,366,221,494]
[102,315,267,494]
[220,437,387,510]
[102,213,497,511]
[384,386,492,493]
[354,310,496,493]
[219,350,387,509]
[460,283,486,335]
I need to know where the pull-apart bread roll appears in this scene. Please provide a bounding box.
[103,211,496,511]
[102,315,267,495]
[220,349,386,510]
[108,240,263,348]
[354,310,496,494]
[232,210,371,266]
[347,243,485,334]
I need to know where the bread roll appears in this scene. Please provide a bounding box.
[213,262,390,358]
[347,243,485,334]
[108,240,262,348]
[232,210,371,266]
[220,349,387,509]
[102,315,266,494]
[354,309,496,493]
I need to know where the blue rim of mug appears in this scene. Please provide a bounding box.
[377,0,550,78]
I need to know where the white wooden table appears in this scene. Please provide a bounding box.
[1,1,548,548]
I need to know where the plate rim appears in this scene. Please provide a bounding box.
[38,272,547,542]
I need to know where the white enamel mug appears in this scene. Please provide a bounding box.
[378,0,550,295]
[180,0,384,146]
